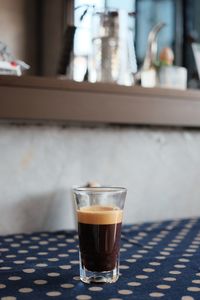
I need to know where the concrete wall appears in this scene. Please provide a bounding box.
[0,124,200,235]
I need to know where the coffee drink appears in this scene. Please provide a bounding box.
[77,205,123,272]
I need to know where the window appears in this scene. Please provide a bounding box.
[71,0,200,85]
[135,0,175,66]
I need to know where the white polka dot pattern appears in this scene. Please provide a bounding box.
[34,280,47,285]
[149,292,165,297]
[76,296,91,300]
[61,283,74,288]
[46,291,61,297]
[18,288,33,293]
[89,287,103,292]
[8,276,21,281]
[0,219,199,299]
[118,290,133,295]
[0,284,6,289]
[1,297,17,300]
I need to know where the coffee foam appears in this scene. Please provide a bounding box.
[77,205,123,225]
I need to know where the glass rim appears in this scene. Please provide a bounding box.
[73,186,127,194]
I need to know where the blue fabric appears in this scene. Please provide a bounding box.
[1,218,200,299]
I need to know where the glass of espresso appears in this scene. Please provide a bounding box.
[73,187,126,284]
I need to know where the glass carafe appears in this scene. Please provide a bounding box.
[89,9,137,86]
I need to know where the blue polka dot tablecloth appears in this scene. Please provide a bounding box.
[1,218,200,300]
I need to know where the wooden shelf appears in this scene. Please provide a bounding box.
[0,75,200,127]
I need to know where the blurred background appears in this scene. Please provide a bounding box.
[1,0,200,235]
[0,0,200,84]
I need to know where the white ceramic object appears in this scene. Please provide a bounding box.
[158,65,187,90]
[141,68,157,88]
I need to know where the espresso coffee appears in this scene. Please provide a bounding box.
[77,205,123,272]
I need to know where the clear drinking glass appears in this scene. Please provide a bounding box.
[73,187,127,284]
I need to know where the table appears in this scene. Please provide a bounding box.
[0,218,200,299]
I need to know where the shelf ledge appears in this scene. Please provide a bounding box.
[0,75,200,127]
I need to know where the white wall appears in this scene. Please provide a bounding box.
[0,124,200,235]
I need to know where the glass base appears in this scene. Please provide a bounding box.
[79,257,119,284]
[80,266,119,284]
